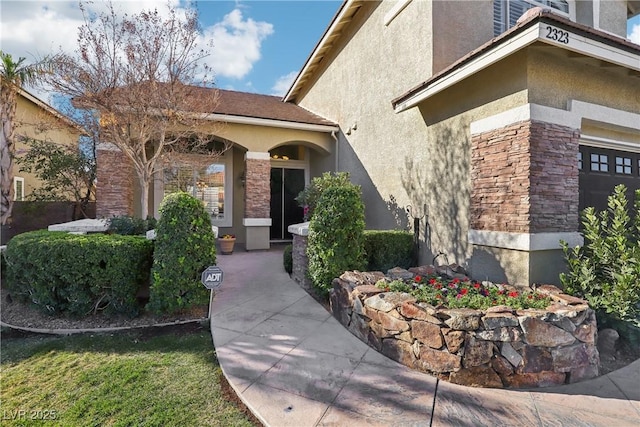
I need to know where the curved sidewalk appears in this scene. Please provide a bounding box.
[211,248,640,427]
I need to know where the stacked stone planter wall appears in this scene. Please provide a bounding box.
[330,268,600,389]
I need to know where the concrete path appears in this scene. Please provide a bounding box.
[211,247,640,427]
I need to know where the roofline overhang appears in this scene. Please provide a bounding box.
[18,87,87,135]
[392,12,640,113]
[192,112,340,133]
[283,0,362,103]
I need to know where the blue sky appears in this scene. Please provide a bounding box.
[0,0,341,99]
[1,0,639,102]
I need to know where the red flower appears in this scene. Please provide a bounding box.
[528,295,533,299]
[429,278,437,285]
[508,291,519,298]
[414,275,422,283]
[452,278,460,284]
[460,288,469,295]
[473,283,481,289]
[435,284,442,289]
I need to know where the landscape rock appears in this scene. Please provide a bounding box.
[519,316,576,347]
[449,365,503,388]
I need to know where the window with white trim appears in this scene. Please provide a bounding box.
[13,177,24,201]
[162,151,233,227]
[493,0,569,35]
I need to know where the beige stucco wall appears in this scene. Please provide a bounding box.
[14,94,82,199]
[295,0,532,267]
[293,0,638,284]
[526,44,640,114]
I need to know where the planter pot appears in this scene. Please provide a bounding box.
[219,238,236,255]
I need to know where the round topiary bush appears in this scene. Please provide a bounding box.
[148,192,216,314]
[307,184,366,295]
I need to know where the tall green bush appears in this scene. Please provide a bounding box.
[296,172,352,221]
[148,192,216,314]
[4,230,152,316]
[561,184,640,329]
[307,185,366,295]
[364,230,413,271]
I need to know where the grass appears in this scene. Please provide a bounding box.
[0,325,256,426]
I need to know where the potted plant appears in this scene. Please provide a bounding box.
[219,234,236,254]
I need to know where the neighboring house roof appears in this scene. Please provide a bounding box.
[392,8,640,112]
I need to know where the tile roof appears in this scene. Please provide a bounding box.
[191,86,335,127]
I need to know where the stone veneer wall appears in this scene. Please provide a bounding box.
[470,120,580,233]
[291,234,313,292]
[96,149,134,218]
[330,268,599,389]
[244,157,270,218]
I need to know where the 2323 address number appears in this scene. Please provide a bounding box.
[545,26,569,44]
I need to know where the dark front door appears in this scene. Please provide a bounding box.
[270,168,305,240]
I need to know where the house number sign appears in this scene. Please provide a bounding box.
[201,266,224,290]
[545,25,569,44]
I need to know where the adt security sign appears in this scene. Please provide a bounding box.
[201,266,223,290]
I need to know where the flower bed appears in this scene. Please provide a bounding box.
[330,266,599,388]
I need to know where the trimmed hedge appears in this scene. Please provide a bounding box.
[308,185,366,295]
[108,215,157,235]
[4,230,153,317]
[149,192,216,315]
[364,230,413,272]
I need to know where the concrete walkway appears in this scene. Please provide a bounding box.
[211,247,640,427]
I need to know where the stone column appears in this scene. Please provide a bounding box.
[468,118,581,285]
[243,151,271,250]
[96,143,134,218]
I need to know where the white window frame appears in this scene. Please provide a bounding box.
[494,0,572,36]
[159,149,233,227]
[13,177,24,201]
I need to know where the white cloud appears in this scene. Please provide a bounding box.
[1,2,273,100]
[203,9,273,79]
[629,23,640,45]
[271,71,298,96]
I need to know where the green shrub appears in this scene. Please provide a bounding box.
[109,215,157,235]
[283,244,293,274]
[149,192,216,314]
[4,230,153,316]
[364,230,413,271]
[561,184,640,330]
[308,185,366,295]
[296,172,352,221]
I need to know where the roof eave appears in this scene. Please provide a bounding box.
[392,11,640,113]
[283,0,362,103]
[190,112,339,133]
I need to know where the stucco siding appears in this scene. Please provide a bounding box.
[295,1,435,232]
[527,46,640,114]
[14,95,82,199]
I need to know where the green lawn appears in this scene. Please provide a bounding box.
[0,325,256,426]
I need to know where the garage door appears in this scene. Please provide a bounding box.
[579,145,640,213]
